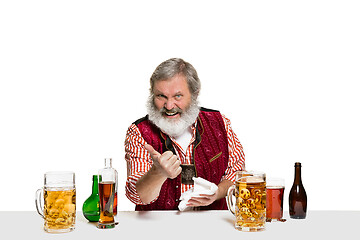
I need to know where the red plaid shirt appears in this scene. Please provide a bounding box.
[125,114,245,205]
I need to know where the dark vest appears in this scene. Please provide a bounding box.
[134,107,229,210]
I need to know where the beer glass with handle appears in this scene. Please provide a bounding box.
[226,171,266,232]
[35,171,76,233]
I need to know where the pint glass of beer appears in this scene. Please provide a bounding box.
[266,178,285,221]
[35,171,76,233]
[226,171,266,232]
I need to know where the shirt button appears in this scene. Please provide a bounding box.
[175,185,179,188]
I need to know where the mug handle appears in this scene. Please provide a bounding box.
[226,185,236,215]
[35,188,45,219]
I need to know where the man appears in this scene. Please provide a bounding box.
[125,58,245,210]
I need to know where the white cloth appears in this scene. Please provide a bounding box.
[178,177,218,211]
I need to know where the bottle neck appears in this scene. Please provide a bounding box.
[294,165,302,184]
[105,158,112,168]
[92,175,99,194]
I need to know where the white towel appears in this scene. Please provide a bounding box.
[178,177,218,211]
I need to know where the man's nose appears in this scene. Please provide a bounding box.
[164,99,175,110]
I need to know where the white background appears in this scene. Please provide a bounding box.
[1,0,359,211]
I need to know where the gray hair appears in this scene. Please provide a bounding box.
[149,58,201,98]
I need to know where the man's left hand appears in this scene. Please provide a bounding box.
[186,179,234,207]
[186,192,219,207]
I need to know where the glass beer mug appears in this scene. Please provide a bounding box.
[226,171,266,232]
[35,171,76,233]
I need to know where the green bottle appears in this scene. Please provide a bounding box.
[82,175,100,222]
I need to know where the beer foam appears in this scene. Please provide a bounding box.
[243,176,265,183]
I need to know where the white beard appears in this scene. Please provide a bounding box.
[147,97,200,138]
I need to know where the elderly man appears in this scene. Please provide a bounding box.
[125,58,245,210]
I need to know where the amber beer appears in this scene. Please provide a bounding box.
[113,192,118,216]
[266,187,285,220]
[235,176,266,231]
[44,188,76,232]
[98,181,116,227]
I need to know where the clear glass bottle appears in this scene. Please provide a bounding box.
[97,158,118,229]
[107,158,118,216]
[82,175,100,222]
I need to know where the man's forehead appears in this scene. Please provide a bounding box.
[153,75,190,94]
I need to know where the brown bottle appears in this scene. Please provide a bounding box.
[289,162,307,219]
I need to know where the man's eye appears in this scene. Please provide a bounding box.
[175,95,182,99]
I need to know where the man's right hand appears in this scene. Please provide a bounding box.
[144,144,182,179]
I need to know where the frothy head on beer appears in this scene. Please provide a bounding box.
[239,176,265,183]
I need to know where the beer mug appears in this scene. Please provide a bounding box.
[226,171,266,232]
[35,171,76,233]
